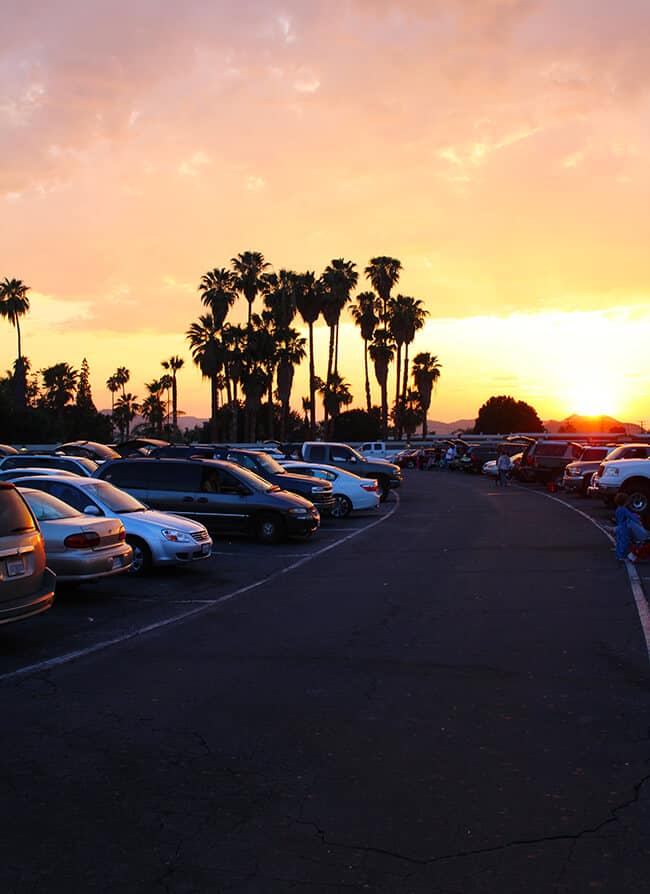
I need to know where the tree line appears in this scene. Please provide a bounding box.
[1,257,444,444]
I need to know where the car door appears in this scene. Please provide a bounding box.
[192,467,254,533]
[139,462,202,515]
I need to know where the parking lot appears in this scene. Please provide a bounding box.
[0,502,398,682]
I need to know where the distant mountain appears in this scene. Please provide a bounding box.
[544,414,643,435]
[427,419,475,435]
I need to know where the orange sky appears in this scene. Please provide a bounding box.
[2,0,649,426]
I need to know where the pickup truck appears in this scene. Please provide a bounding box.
[357,441,402,462]
[590,455,650,515]
[299,442,402,501]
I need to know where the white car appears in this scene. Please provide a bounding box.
[482,460,498,478]
[11,475,212,574]
[279,461,380,518]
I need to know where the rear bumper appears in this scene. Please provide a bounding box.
[0,568,56,625]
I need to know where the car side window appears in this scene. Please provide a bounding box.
[230,453,258,474]
[219,470,246,495]
[312,469,334,481]
[331,447,353,461]
[309,446,326,462]
[48,483,93,513]
[102,462,144,489]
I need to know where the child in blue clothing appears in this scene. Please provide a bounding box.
[614,493,650,561]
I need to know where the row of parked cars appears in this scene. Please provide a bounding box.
[0,439,403,625]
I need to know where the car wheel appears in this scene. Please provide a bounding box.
[331,494,352,519]
[376,477,390,502]
[256,513,285,544]
[126,536,152,574]
[622,484,650,515]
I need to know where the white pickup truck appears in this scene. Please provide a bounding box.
[592,455,650,514]
[357,441,402,462]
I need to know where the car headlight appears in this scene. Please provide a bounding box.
[161,529,193,543]
[310,485,330,494]
[603,468,619,478]
[288,508,311,518]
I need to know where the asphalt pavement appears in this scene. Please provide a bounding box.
[2,470,650,893]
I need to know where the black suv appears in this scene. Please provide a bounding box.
[94,458,320,543]
[224,448,336,515]
[514,440,584,484]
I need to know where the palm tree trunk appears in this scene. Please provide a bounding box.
[308,322,316,436]
[172,377,178,431]
[364,342,371,413]
[267,378,274,440]
[402,347,410,403]
[394,345,402,410]
[381,382,388,438]
[210,378,218,440]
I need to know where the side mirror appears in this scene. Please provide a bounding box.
[83,504,101,516]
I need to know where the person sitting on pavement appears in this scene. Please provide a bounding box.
[614,493,650,562]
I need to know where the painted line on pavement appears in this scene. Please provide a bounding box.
[0,496,400,685]
[517,486,650,661]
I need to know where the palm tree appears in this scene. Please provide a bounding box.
[317,372,353,438]
[114,392,140,441]
[295,271,323,436]
[140,379,166,436]
[364,256,402,320]
[161,355,184,433]
[114,367,130,398]
[411,352,442,439]
[0,277,31,407]
[321,258,358,396]
[399,296,428,404]
[231,251,270,328]
[349,291,380,413]
[276,327,306,441]
[391,388,424,441]
[159,373,173,433]
[198,268,237,328]
[186,314,224,441]
[369,330,395,438]
[40,362,78,412]
[262,269,299,331]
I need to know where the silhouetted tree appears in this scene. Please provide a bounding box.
[474,395,544,435]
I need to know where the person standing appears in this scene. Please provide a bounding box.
[496,448,512,487]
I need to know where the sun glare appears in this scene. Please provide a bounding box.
[569,379,620,418]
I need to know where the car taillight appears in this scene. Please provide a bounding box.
[64,531,101,549]
[118,526,126,542]
[361,483,378,491]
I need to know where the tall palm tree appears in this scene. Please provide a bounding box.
[399,297,428,404]
[364,256,402,320]
[198,268,237,328]
[411,352,442,439]
[0,277,31,407]
[262,269,299,331]
[349,291,380,413]
[369,330,395,438]
[106,374,120,414]
[276,327,306,441]
[231,251,270,328]
[114,367,130,398]
[159,373,173,433]
[186,314,223,441]
[161,355,184,433]
[295,271,323,436]
[321,258,358,392]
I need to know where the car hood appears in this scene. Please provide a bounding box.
[110,507,208,533]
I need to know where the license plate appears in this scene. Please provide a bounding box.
[6,556,26,577]
[112,556,124,569]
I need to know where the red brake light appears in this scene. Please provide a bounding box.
[362,483,378,491]
[118,526,126,542]
[64,531,101,549]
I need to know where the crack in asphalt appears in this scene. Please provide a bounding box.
[292,771,650,870]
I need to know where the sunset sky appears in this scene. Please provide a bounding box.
[2,0,649,427]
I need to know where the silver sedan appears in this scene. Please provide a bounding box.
[13,475,213,574]
[19,487,132,584]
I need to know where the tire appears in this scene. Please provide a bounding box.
[622,483,650,515]
[376,477,390,502]
[126,536,152,574]
[331,494,353,519]
[256,513,285,544]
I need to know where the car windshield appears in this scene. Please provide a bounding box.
[254,453,285,474]
[228,463,277,493]
[81,481,147,513]
[21,489,81,521]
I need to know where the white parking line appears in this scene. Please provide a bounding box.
[0,495,400,684]
[517,486,650,662]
